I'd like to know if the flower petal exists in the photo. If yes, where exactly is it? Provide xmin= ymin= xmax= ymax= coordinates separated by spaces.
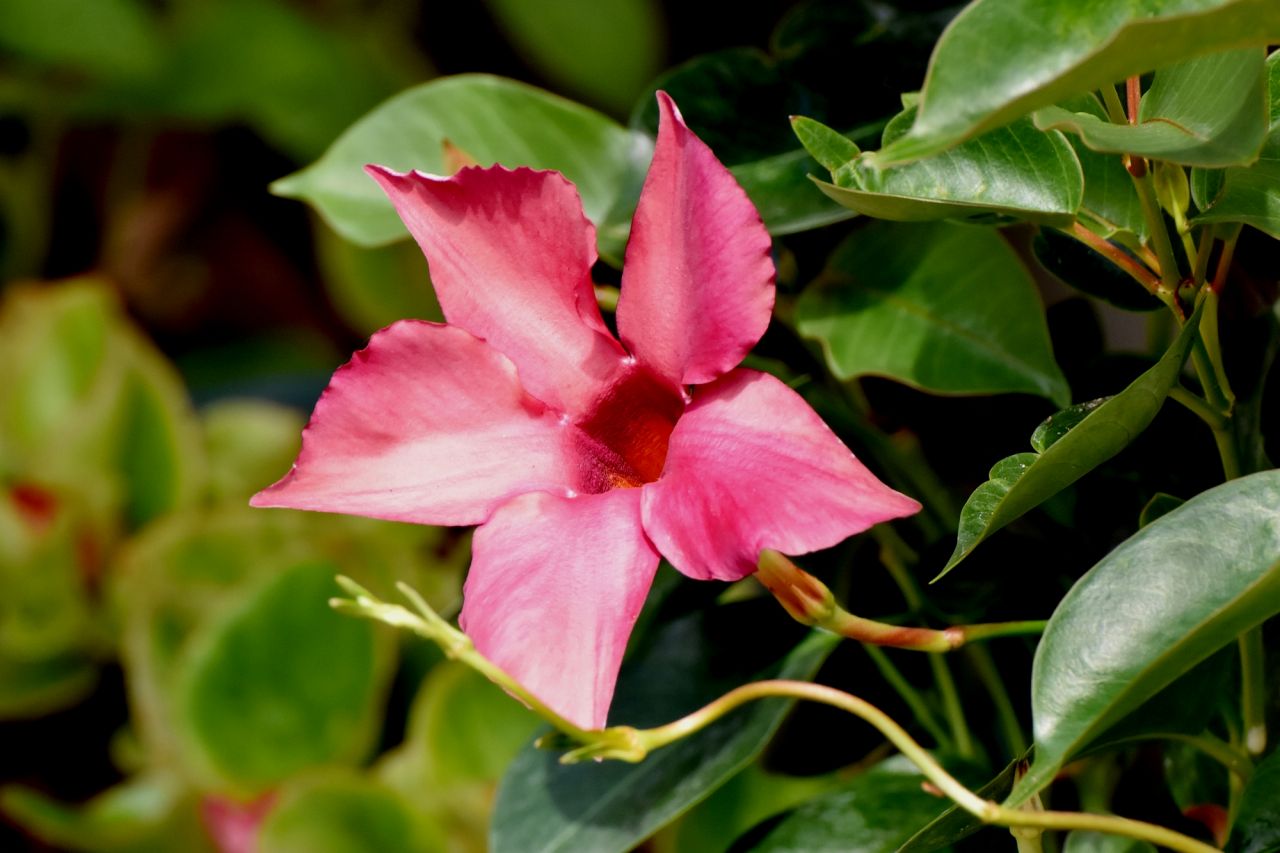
xmin=616 ymin=92 xmax=775 ymax=388
xmin=367 ymin=164 xmax=625 ymax=415
xmin=461 ymin=489 xmax=659 ymax=730
xmin=642 ymin=369 xmax=921 ymax=581
xmin=251 ymin=320 xmax=577 ymax=527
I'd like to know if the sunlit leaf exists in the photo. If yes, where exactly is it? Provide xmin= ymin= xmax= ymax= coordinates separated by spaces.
xmin=273 ymin=75 xmax=650 ymax=260
xmin=1192 ymin=50 xmax=1280 ymax=239
xmin=1033 ymin=49 xmax=1268 ymax=168
xmin=794 ymin=111 xmax=1083 ymax=225
xmin=876 ymin=0 xmax=1280 ymax=164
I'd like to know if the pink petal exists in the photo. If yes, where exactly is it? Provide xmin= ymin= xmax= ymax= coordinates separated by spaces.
xmin=642 ymin=369 xmax=921 ymax=581
xmin=616 ymin=92 xmax=776 ymax=389
xmin=251 ymin=320 xmax=578 ymax=527
xmin=367 ymin=164 xmax=625 ymax=416
xmin=460 ymin=489 xmax=659 ymax=730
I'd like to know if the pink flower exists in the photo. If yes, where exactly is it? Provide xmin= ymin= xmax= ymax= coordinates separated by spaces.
xmin=251 ymin=93 xmax=920 ymax=729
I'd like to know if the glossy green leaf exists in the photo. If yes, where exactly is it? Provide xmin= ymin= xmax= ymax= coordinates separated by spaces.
xmin=1227 ymin=748 xmax=1280 ymax=853
xmin=1064 ymin=831 xmax=1157 ymax=853
xmin=313 ymin=220 xmax=442 ymax=337
xmin=175 ymin=561 xmax=388 ymax=792
xmin=1010 ymin=470 xmax=1280 ymax=803
xmin=876 ymin=0 xmax=1280 ymax=164
xmin=748 ymin=755 xmax=972 ymax=852
xmin=273 ymin=75 xmax=650 ymax=258
xmin=484 ymin=0 xmax=663 ymax=115
xmin=490 ymin=606 xmax=838 ymax=853
xmin=1033 ymin=49 xmax=1268 ymax=168
xmin=795 ymin=111 xmax=1083 ymax=225
xmin=1192 ymin=51 xmax=1280 ymax=238
xmin=0 ymin=774 xmax=210 ymax=853
xmin=0 ymin=0 xmax=161 ymax=81
xmin=796 ymin=220 xmax=1070 ymax=404
xmin=258 ymin=773 xmax=439 ymax=853
xmin=941 ymin=307 xmax=1201 ymax=576
xmin=898 ymin=753 xmax=1027 ymax=853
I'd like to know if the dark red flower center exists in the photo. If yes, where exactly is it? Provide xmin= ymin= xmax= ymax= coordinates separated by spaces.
xmin=576 ymin=361 xmax=685 ymax=490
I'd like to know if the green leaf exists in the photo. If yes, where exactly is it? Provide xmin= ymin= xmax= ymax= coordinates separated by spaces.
xmin=1033 ymin=49 xmax=1269 ymax=168
xmin=795 ymin=111 xmax=1083 ymax=225
xmin=795 ymin=219 xmax=1069 ymax=404
xmin=1063 ymin=831 xmax=1157 ymax=853
xmin=387 ymin=661 xmax=541 ymax=787
xmin=1010 ymin=470 xmax=1280 ymax=803
xmin=258 ymin=772 xmax=440 ymax=853
xmin=0 ymin=774 xmax=210 ymax=853
xmin=483 ymin=0 xmax=663 ymax=116
xmin=115 ymin=508 xmax=408 ymax=786
xmin=273 ymin=75 xmax=650 ymax=259
xmin=489 ymin=606 xmax=838 ymax=853
xmin=1228 ymin=748 xmax=1280 ymax=853
xmin=941 ymin=306 xmax=1202 ymax=576
xmin=313 ymin=220 xmax=442 ymax=337
xmin=0 ymin=0 xmax=161 ymax=81
xmin=0 ymin=654 xmax=97 ymax=720
xmin=876 ymin=0 xmax=1280 ymax=164
xmin=674 ymin=764 xmax=836 ymax=853
xmin=1192 ymin=51 xmax=1280 ymax=239
xmin=898 ymin=753 xmax=1028 ymax=853
xmin=730 ymin=148 xmax=857 ymax=236
xmin=175 ymin=561 xmax=389 ymax=792
xmin=114 ymin=331 xmax=204 ymax=529
xmin=748 ymin=755 xmax=977 ymax=853
xmin=74 ymin=0 xmax=413 ymax=161
xmin=1138 ymin=492 xmax=1185 ymax=527
xmin=200 ymin=400 xmax=305 ymax=503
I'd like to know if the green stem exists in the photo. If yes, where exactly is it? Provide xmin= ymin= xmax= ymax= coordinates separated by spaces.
xmin=966 ymin=644 xmax=1030 ymax=757
xmin=862 ymin=644 xmax=953 ymax=749
xmin=1240 ymin=629 xmax=1267 ymax=756
xmin=638 ymin=681 xmax=1219 ymax=853
xmin=1132 ymin=170 xmax=1183 ymax=297
xmin=1099 ymin=84 xmax=1128 ymax=125
xmin=1191 ymin=228 xmax=1214 ymax=287
xmin=1106 ymin=732 xmax=1253 ymax=780
xmin=1167 ymin=385 xmax=1227 ymax=430
xmin=930 ymin=653 xmax=977 ymax=759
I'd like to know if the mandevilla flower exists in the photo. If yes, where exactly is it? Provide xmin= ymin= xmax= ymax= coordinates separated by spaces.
xmin=252 ymin=93 xmax=920 ymax=729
